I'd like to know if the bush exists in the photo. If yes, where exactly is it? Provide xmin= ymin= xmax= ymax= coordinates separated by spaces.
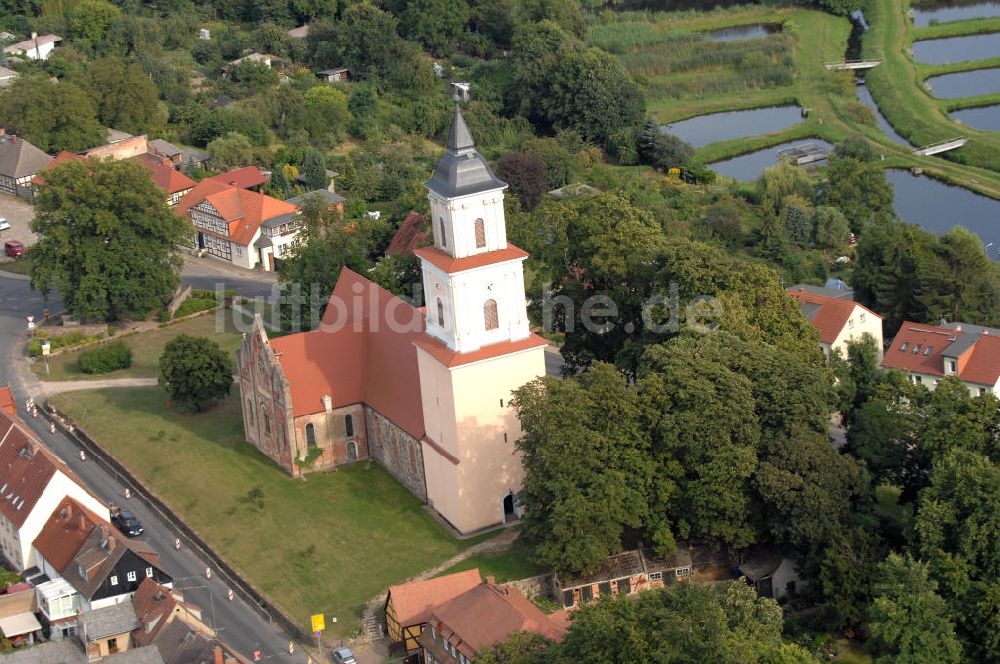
xmin=27 ymin=330 xmax=103 ymax=357
xmin=78 ymin=341 xmax=133 ymax=374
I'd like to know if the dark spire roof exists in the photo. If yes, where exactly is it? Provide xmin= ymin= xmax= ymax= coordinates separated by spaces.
xmin=447 ymin=105 xmax=475 ymax=152
xmin=425 ymin=106 xmax=506 ymax=198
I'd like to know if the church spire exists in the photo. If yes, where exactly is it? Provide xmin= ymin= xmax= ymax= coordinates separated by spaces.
xmin=447 ymin=105 xmax=475 ymax=152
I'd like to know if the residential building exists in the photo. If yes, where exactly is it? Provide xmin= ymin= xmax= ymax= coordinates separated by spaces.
xmin=131 ymin=580 xmax=250 ymax=664
xmin=385 ymin=569 xmax=482 ymax=657
xmin=237 ymin=107 xmax=548 ymax=534
xmin=80 ymin=602 xmax=140 ymax=659
xmin=737 ymin=546 xmax=799 ymax=600
xmin=142 ymin=162 xmax=196 ymax=207
xmin=32 ymin=497 xmax=172 ymax=629
xmin=147 ymin=140 xmax=182 ymax=167
xmin=3 ymin=33 xmax=61 ymax=60
xmin=225 ymin=53 xmax=273 ymax=72
xmin=207 ymin=166 xmax=267 ymax=191
xmin=385 ymin=211 xmax=429 ymax=256
xmin=0 ymin=66 xmax=18 ymax=88
xmin=881 ymin=321 xmax=1000 ymax=396
xmin=0 ymin=406 xmax=109 ymax=571
xmin=0 ymin=582 xmax=41 ymax=647
xmin=419 ymin=579 xmax=567 ymax=663
xmin=0 ymin=132 xmax=52 ymax=197
xmin=787 ymin=287 xmax=883 ymax=358
xmin=178 ymin=179 xmax=298 ymax=271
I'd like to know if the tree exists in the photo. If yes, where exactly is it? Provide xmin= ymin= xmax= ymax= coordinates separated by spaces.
xmin=835 ymin=134 xmax=877 ymax=162
xmin=700 ymin=198 xmax=745 ymax=248
xmin=65 ymin=0 xmax=122 ymax=46
xmin=338 ymin=3 xmax=400 ymax=83
xmin=302 ymin=149 xmax=328 ymax=191
xmin=821 ymin=156 xmax=894 ymax=229
xmin=867 ymin=553 xmax=963 ymax=663
xmin=30 ymin=159 xmax=188 ymax=321
xmin=158 ymin=335 xmax=233 ymax=411
xmin=756 ymin=160 xmax=813 ymax=216
xmin=303 ymin=85 xmax=350 ymax=146
xmin=541 ymin=46 xmax=645 ymax=143
xmin=513 ymin=0 xmax=585 ymax=37
xmin=496 ymin=152 xmax=548 ymax=211
xmin=399 ymin=0 xmax=471 ymax=56
xmin=511 ymin=364 xmax=654 ymax=575
xmin=77 ymin=57 xmax=165 ymax=134
xmin=207 ymin=132 xmax=254 ymax=171
xmin=0 ymin=75 xmax=103 ymax=152
xmin=780 ymin=194 xmax=813 ymax=246
xmin=637 ymin=121 xmax=693 ymax=170
xmin=230 ymin=59 xmax=280 ymax=94
xmin=813 ymin=206 xmax=851 ymax=251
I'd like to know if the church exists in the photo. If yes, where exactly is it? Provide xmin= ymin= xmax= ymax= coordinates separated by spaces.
xmin=236 ymin=108 xmax=548 ymax=534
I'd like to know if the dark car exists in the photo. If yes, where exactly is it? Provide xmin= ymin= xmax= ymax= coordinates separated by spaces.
xmin=4 ymin=240 xmax=25 ymax=258
xmin=111 ymin=509 xmax=144 ymax=537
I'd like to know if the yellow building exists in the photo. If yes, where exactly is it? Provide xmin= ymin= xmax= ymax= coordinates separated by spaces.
xmin=237 ymin=107 xmax=546 ymax=534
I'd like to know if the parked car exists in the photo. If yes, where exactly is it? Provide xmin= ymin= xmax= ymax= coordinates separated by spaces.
xmin=330 ymin=647 xmax=356 ymax=664
xmin=4 ymin=240 xmax=25 ymax=258
xmin=110 ymin=507 xmax=144 ymax=537
xmin=0 ymin=218 xmax=9 ymax=231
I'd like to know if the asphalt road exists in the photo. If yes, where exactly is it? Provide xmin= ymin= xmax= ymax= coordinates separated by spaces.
xmin=0 ymin=266 xmax=307 ymax=664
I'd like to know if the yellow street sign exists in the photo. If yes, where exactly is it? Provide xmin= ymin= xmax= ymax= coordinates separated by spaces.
xmin=311 ymin=613 xmax=325 ymax=633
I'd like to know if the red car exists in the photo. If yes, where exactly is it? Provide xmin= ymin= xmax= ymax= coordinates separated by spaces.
xmin=4 ymin=240 xmax=25 ymax=258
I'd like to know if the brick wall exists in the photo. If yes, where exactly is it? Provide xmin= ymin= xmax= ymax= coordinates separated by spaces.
xmin=366 ymin=408 xmax=427 ymax=501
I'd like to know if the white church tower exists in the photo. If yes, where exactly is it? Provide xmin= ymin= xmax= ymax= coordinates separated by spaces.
xmin=413 ymin=107 xmax=548 ymax=534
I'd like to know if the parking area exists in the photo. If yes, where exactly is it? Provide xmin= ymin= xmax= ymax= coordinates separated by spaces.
xmin=0 ymin=192 xmax=36 ymax=248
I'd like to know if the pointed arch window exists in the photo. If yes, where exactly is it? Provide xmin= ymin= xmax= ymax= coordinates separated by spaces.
xmin=474 ymin=218 xmax=486 ymax=248
xmin=305 ymin=423 xmax=316 ymax=449
xmin=484 ymin=299 xmax=499 ymax=331
xmin=345 ymin=414 xmax=354 ymax=438
xmin=437 ymin=299 xmax=445 ymax=327
xmin=439 ymin=218 xmax=447 ymax=248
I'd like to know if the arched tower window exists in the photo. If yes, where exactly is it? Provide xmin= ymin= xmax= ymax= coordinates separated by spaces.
xmin=345 ymin=414 xmax=354 ymax=438
xmin=474 ymin=218 xmax=486 ymax=248
xmin=437 ymin=299 xmax=445 ymax=327
xmin=305 ymin=423 xmax=316 ymax=449
xmin=484 ymin=299 xmax=499 ymax=331
xmin=439 ymin=218 xmax=447 ymax=248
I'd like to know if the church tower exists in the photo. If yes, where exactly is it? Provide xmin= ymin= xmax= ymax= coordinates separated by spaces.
xmin=413 ymin=107 xmax=548 ymax=534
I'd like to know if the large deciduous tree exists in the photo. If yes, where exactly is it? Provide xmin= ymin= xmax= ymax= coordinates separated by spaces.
xmin=30 ymin=159 xmax=189 ymax=321
xmin=399 ymin=0 xmax=471 ymax=56
xmin=0 ymin=75 xmax=103 ymax=152
xmin=158 ymin=335 xmax=233 ymax=411
xmin=79 ymin=57 xmax=165 ymax=134
xmin=338 ymin=2 xmax=400 ymax=83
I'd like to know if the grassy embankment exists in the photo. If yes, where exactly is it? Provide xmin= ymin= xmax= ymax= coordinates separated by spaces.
xmin=52 ymin=388 xmax=493 ymax=635
xmin=596 ymin=3 xmax=1000 ymax=198
xmin=31 ymin=308 xmax=252 ymax=381
xmin=864 ymin=0 xmax=1000 ymax=178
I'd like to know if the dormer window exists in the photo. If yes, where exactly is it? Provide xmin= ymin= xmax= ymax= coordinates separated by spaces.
xmin=912 ymin=344 xmax=921 ymax=354
xmin=900 ymin=342 xmax=909 ymax=351
xmin=78 ymin=563 xmax=87 ymax=581
xmin=924 ymin=346 xmax=933 ymax=356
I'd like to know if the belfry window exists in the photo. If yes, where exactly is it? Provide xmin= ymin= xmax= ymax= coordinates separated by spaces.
xmin=439 ymin=218 xmax=447 ymax=248
xmin=484 ymin=299 xmax=499 ymax=330
xmin=437 ymin=299 xmax=445 ymax=327
xmin=475 ymin=219 xmax=486 ymax=248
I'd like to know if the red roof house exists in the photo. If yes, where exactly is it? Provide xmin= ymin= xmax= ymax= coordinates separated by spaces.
xmin=787 ymin=288 xmax=883 ymax=358
xmin=207 ymin=166 xmax=267 ymax=190
xmin=385 ymin=569 xmax=482 ymax=656
xmin=881 ymin=321 xmax=1000 ymax=394
xmin=386 ymin=211 xmax=430 ymax=256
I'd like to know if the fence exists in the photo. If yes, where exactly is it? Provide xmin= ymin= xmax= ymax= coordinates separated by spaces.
xmin=42 ymin=403 xmax=310 ymax=641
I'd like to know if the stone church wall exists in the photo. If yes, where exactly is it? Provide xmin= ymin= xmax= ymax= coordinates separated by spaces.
xmin=366 ymin=408 xmax=427 ymax=501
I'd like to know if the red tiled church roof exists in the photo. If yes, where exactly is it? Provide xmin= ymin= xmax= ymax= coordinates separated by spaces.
xmin=269 ymin=269 xmax=427 ymax=440
xmin=414 ymin=244 xmax=529 ymax=274
xmin=386 ymin=211 xmax=430 ymax=256
xmin=787 ymin=289 xmax=879 ymax=344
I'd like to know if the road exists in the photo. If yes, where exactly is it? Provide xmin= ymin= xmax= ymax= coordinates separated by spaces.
xmin=0 ymin=262 xmax=308 ymax=664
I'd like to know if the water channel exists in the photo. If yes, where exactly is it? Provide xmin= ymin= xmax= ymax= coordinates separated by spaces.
xmin=951 ymin=104 xmax=1000 ymax=130
xmin=662 ymin=105 xmax=802 ymax=147
xmin=704 ymin=24 xmax=781 ymax=41
xmin=912 ymin=1 xmax=1000 ymax=27
xmin=912 ymin=32 xmax=1000 ymax=65
xmin=887 ymin=170 xmax=1000 ymax=252
xmin=925 ymin=67 xmax=1000 ymax=97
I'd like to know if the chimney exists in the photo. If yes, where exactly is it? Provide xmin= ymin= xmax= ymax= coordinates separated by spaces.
xmin=30 ymin=32 xmax=37 ymax=40
xmin=321 ymin=395 xmax=332 ymax=413
xmin=214 ymin=645 xmax=224 ymax=664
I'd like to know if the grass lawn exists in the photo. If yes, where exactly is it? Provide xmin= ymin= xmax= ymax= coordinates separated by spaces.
xmin=0 ymin=258 xmax=31 ymax=275
xmin=436 ymin=538 xmax=547 ymax=583
xmin=33 ymin=310 xmax=245 ymax=382
xmin=51 ymin=388 xmax=486 ymax=635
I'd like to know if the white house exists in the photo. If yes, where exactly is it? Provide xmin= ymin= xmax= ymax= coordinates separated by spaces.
xmin=881 ymin=321 xmax=1000 ymax=397
xmin=787 ymin=287 xmax=883 ymax=359
xmin=0 ymin=398 xmax=109 ymax=572
xmin=3 ymin=33 xmax=61 ymax=60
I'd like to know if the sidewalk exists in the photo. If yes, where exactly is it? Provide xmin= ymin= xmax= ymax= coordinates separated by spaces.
xmin=40 ymin=377 xmax=158 ymax=394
